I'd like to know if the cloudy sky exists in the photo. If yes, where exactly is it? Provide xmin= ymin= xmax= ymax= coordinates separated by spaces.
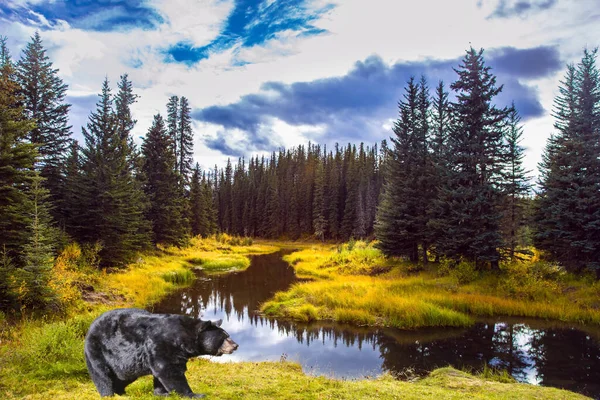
xmin=1 ymin=0 xmax=598 ymax=176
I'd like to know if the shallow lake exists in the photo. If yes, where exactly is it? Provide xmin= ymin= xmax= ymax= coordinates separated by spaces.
xmin=149 ymin=250 xmax=600 ymax=399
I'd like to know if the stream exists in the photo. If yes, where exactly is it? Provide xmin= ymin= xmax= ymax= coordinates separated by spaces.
xmin=148 ymin=250 xmax=600 ymax=399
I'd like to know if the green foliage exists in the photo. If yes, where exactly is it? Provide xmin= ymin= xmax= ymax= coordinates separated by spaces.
xmin=0 ymin=43 xmax=37 ymax=264
xmin=15 ymin=32 xmax=71 ymax=219
xmin=73 ymin=77 xmax=150 ymax=267
xmin=4 ymin=312 xmax=97 ymax=379
xmin=15 ymin=175 xmax=59 ymax=311
xmin=160 ymin=269 xmax=194 ymax=285
xmin=535 ymin=48 xmax=600 ymax=272
xmin=141 ymin=114 xmax=188 ymax=246
xmin=375 ymin=76 xmax=435 ymax=263
xmin=438 ymin=259 xmax=479 ymax=284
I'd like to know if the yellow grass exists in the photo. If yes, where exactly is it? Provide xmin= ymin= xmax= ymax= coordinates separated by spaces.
xmin=262 ymin=241 xmax=600 ymax=328
xmin=0 ymin=238 xmax=594 ymax=400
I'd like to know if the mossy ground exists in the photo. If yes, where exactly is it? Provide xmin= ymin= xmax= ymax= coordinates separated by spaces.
xmin=0 ymin=238 xmax=595 ymax=399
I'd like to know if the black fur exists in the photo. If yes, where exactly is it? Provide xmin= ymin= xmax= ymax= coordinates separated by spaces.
xmin=84 ymin=308 xmax=238 ymax=398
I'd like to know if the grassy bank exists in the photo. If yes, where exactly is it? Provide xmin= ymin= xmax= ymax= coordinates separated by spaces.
xmin=0 ymin=238 xmax=594 ymax=399
xmin=261 ymin=241 xmax=600 ymax=329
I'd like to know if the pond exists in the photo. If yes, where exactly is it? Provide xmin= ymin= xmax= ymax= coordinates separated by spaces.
xmin=149 ymin=250 xmax=600 ymax=399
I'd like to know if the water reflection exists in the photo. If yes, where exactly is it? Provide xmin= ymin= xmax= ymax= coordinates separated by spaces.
xmin=149 ymin=250 xmax=600 ymax=399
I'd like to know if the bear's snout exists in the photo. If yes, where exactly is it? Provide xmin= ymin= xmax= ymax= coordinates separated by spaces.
xmin=218 ymin=337 xmax=239 ymax=355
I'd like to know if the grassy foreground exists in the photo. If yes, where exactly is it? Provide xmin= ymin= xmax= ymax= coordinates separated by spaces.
xmin=0 ymin=237 xmax=593 ymax=399
xmin=261 ymin=241 xmax=600 ymax=329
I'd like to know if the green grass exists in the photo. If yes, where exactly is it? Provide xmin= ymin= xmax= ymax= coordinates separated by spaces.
xmin=0 ymin=354 xmax=589 ymax=400
xmin=0 ymin=238 xmax=595 ymax=400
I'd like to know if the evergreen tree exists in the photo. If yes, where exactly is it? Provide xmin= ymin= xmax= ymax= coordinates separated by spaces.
xmin=202 ymin=172 xmax=218 ymax=236
xmin=502 ymin=105 xmax=531 ymax=260
xmin=427 ymin=81 xmax=452 ymax=260
xmin=536 ymin=49 xmax=600 ymax=272
xmin=0 ymin=41 xmax=37 ymax=262
xmin=375 ymin=77 xmax=433 ymax=262
xmin=77 ymin=78 xmax=149 ymax=267
xmin=15 ymin=32 xmax=71 ymax=215
xmin=141 ymin=114 xmax=188 ymax=245
xmin=189 ymin=164 xmax=207 ymax=237
xmin=313 ymin=160 xmax=326 ymax=241
xmin=61 ymin=140 xmax=82 ymax=233
xmin=434 ymin=48 xmax=510 ymax=268
xmin=166 ymin=95 xmax=179 ymax=170
xmin=178 ymin=96 xmax=194 ymax=184
xmin=15 ymin=175 xmax=57 ymax=310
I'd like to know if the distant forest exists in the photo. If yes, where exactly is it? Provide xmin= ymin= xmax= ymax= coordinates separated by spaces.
xmin=1 ymin=32 xmax=599 ymax=311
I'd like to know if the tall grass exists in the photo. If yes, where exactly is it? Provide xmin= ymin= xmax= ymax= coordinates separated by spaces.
xmin=263 ymin=241 xmax=600 ymax=328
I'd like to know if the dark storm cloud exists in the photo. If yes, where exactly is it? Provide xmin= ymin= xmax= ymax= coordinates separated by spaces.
xmin=486 ymin=0 xmax=557 ymax=19
xmin=487 ymin=46 xmax=562 ymax=79
xmin=194 ymin=46 xmax=563 ymax=156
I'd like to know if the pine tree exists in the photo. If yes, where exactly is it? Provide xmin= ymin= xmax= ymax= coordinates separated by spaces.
xmin=189 ymin=164 xmax=207 ymax=237
xmin=313 ymin=160 xmax=326 ymax=241
xmin=427 ymin=81 xmax=452 ymax=260
xmin=141 ymin=114 xmax=187 ymax=245
xmin=61 ymin=140 xmax=81 ymax=234
xmin=166 ymin=96 xmax=179 ymax=171
xmin=0 ymin=40 xmax=37 ymax=263
xmin=375 ymin=77 xmax=433 ymax=262
xmin=434 ymin=48 xmax=510 ymax=268
xmin=178 ymin=96 xmax=194 ymax=184
xmin=502 ymin=105 xmax=531 ymax=260
xmin=15 ymin=32 xmax=71 ymax=216
xmin=202 ymin=172 xmax=218 ymax=236
xmin=535 ymin=49 xmax=600 ymax=272
xmin=15 ymin=174 xmax=57 ymax=310
xmin=77 ymin=78 xmax=149 ymax=267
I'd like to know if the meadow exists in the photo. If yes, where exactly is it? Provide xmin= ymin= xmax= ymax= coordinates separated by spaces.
xmin=261 ymin=241 xmax=600 ymax=329
xmin=0 ymin=237 xmax=596 ymax=399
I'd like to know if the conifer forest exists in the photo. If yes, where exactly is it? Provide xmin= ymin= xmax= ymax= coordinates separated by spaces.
xmin=1 ymin=32 xmax=600 ymax=315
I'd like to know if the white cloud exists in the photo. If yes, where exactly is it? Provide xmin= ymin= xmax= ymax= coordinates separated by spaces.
xmin=2 ymin=0 xmax=599 ymax=176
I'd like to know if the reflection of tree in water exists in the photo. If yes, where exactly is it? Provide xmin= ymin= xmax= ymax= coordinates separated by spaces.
xmin=528 ymin=327 xmax=600 ymax=398
xmin=152 ymin=250 xmax=300 ymax=320
xmin=150 ymin=251 xmax=600 ymax=398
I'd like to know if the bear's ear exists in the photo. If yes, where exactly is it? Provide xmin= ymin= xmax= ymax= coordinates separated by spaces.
xmin=213 ymin=319 xmax=223 ymax=327
xmin=197 ymin=321 xmax=212 ymax=332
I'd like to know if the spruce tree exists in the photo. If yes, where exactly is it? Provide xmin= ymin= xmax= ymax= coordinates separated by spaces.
xmin=202 ymin=172 xmax=218 ymax=236
xmin=15 ymin=32 xmax=71 ymax=215
xmin=434 ymin=48 xmax=510 ymax=268
xmin=178 ymin=96 xmax=194 ymax=184
xmin=536 ymin=49 xmax=600 ymax=272
xmin=189 ymin=163 xmax=207 ymax=237
xmin=78 ymin=78 xmax=149 ymax=267
xmin=16 ymin=174 xmax=57 ymax=310
xmin=166 ymin=96 xmax=179 ymax=171
xmin=313 ymin=160 xmax=327 ymax=241
xmin=0 ymin=41 xmax=37 ymax=262
xmin=141 ymin=114 xmax=187 ymax=245
xmin=375 ymin=77 xmax=433 ymax=262
xmin=502 ymin=105 xmax=531 ymax=260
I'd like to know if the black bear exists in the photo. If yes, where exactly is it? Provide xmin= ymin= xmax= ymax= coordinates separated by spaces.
xmin=84 ymin=308 xmax=238 ymax=398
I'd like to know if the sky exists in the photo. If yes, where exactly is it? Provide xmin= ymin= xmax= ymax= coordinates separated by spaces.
xmin=1 ymin=0 xmax=599 ymax=179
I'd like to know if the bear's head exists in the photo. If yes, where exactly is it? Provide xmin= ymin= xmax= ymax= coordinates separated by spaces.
xmin=196 ymin=319 xmax=238 ymax=356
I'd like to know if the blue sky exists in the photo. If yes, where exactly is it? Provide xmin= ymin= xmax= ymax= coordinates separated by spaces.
xmin=1 ymin=0 xmax=599 ymax=174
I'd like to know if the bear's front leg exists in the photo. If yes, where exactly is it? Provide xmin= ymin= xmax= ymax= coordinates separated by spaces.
xmin=152 ymin=363 xmax=205 ymax=398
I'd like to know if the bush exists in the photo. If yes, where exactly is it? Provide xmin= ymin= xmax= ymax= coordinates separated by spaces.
xmin=438 ymin=259 xmax=478 ymax=284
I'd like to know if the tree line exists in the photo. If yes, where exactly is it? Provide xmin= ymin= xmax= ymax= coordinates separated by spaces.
xmin=0 ymin=32 xmax=598 ymax=312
